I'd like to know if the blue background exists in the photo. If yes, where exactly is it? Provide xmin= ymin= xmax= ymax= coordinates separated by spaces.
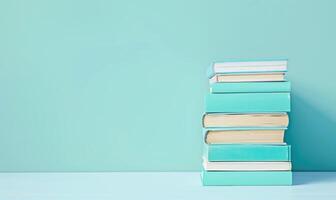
xmin=1 ymin=0 xmax=335 ymax=171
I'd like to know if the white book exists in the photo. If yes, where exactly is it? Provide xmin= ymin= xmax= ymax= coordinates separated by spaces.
xmin=203 ymin=159 xmax=292 ymax=171
xmin=214 ymin=60 xmax=287 ymax=67
xmin=209 ymin=60 xmax=287 ymax=75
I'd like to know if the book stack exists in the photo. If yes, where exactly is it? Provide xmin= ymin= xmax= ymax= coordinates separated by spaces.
xmin=201 ymin=59 xmax=292 ymax=186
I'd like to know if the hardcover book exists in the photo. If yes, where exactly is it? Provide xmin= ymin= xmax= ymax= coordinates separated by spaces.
xmin=209 ymin=72 xmax=285 ymax=83
xmin=210 ymin=81 xmax=291 ymax=93
xmin=205 ymin=93 xmax=291 ymax=113
xmin=202 ymin=171 xmax=292 ymax=186
xmin=203 ymin=159 xmax=292 ymax=171
xmin=204 ymin=129 xmax=285 ymax=144
xmin=207 ymin=59 xmax=287 ymax=78
xmin=203 ymin=113 xmax=289 ymax=128
xmin=204 ymin=144 xmax=291 ymax=161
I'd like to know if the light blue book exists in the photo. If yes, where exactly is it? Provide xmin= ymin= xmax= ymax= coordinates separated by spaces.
xmin=202 ymin=170 xmax=292 ymax=186
xmin=207 ymin=58 xmax=288 ymax=78
xmin=210 ymin=81 xmax=291 ymax=93
xmin=205 ymin=144 xmax=291 ymax=161
xmin=205 ymin=93 xmax=290 ymax=113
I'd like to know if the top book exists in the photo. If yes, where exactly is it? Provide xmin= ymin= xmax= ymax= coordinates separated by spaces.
xmin=207 ymin=59 xmax=288 ymax=78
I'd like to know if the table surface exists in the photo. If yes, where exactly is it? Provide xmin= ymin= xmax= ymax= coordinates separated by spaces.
xmin=1 ymin=172 xmax=335 ymax=200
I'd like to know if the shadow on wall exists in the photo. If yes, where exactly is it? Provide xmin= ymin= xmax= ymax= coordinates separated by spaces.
xmin=287 ymin=93 xmax=336 ymax=171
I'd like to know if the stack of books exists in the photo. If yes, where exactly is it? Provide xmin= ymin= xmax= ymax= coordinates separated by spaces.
xmin=202 ymin=59 xmax=292 ymax=186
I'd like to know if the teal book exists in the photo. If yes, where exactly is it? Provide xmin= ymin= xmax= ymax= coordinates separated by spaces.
xmin=210 ymin=81 xmax=291 ymax=93
xmin=202 ymin=170 xmax=292 ymax=186
xmin=205 ymin=93 xmax=290 ymax=113
xmin=205 ymin=144 xmax=291 ymax=161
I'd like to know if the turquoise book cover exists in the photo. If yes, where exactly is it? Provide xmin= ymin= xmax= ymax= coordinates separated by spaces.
xmin=205 ymin=144 xmax=291 ymax=161
xmin=210 ymin=81 xmax=291 ymax=93
xmin=205 ymin=93 xmax=290 ymax=113
xmin=202 ymin=171 xmax=292 ymax=186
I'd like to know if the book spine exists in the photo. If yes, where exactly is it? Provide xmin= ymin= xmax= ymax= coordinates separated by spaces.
xmin=202 ymin=171 xmax=292 ymax=186
xmin=205 ymin=93 xmax=291 ymax=113
xmin=210 ymin=81 xmax=291 ymax=93
xmin=206 ymin=144 xmax=291 ymax=161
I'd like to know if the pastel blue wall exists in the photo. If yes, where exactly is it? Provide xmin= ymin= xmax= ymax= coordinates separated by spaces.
xmin=1 ymin=0 xmax=335 ymax=171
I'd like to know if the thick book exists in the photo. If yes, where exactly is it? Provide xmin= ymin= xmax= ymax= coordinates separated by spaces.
xmin=203 ymin=129 xmax=285 ymax=144
xmin=204 ymin=144 xmax=291 ymax=161
xmin=203 ymin=159 xmax=292 ymax=171
xmin=209 ymin=72 xmax=285 ymax=83
xmin=205 ymin=93 xmax=290 ymax=113
xmin=203 ymin=113 xmax=289 ymax=128
xmin=210 ymin=81 xmax=291 ymax=93
xmin=207 ymin=59 xmax=287 ymax=78
xmin=202 ymin=171 xmax=292 ymax=186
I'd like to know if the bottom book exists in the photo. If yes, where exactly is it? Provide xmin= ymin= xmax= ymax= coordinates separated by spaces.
xmin=202 ymin=170 xmax=292 ymax=186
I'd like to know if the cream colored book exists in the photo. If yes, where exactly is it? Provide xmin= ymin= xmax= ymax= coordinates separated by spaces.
xmin=204 ymin=129 xmax=285 ymax=144
xmin=209 ymin=73 xmax=285 ymax=83
xmin=203 ymin=159 xmax=292 ymax=171
xmin=203 ymin=113 xmax=289 ymax=128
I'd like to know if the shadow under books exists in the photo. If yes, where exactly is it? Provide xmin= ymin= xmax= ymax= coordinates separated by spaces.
xmin=294 ymin=172 xmax=336 ymax=185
